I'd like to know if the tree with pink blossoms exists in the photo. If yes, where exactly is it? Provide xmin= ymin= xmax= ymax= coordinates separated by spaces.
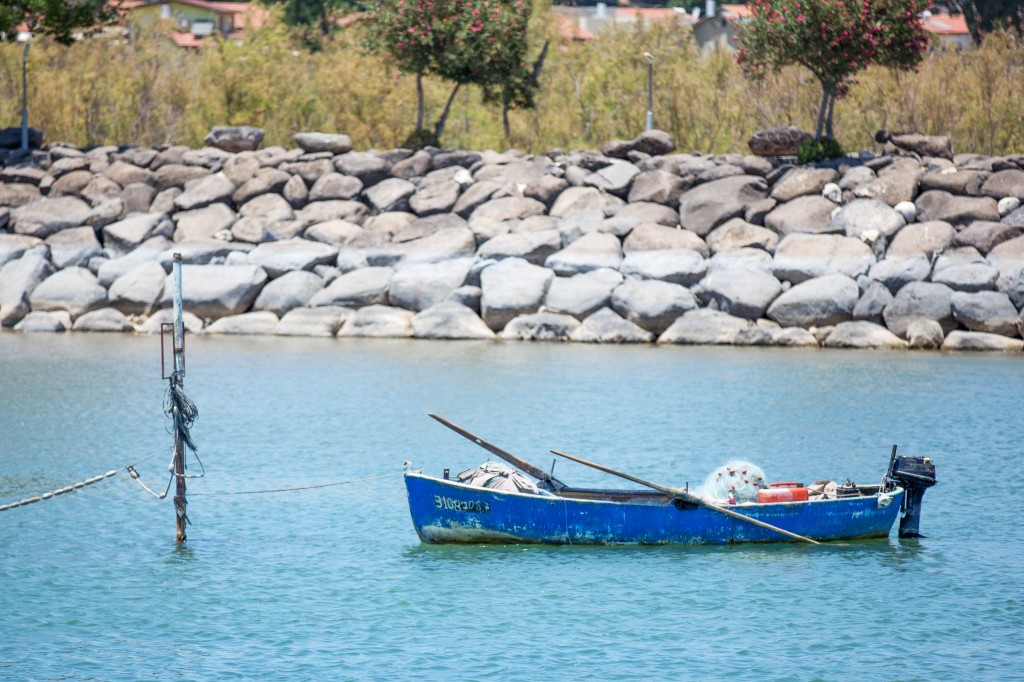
xmin=363 ymin=0 xmax=538 ymax=146
xmin=737 ymin=0 xmax=931 ymax=143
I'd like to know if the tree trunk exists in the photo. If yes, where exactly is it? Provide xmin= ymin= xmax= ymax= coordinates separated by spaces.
xmin=502 ymin=102 xmax=511 ymax=141
xmin=434 ymin=83 xmax=461 ymax=141
xmin=825 ymin=95 xmax=836 ymax=140
xmin=416 ymin=72 xmax=424 ymax=132
xmin=813 ymin=86 xmax=829 ymax=141
xmin=532 ymin=40 xmax=550 ymax=81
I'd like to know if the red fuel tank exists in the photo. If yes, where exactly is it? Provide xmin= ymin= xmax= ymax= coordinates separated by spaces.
xmin=758 ymin=487 xmax=809 ymax=503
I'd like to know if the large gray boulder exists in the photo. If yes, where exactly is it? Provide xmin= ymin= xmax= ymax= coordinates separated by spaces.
xmin=544 ymin=268 xmax=624 ymax=319
xmin=205 ymin=311 xmax=280 ymax=335
xmin=45 ymin=227 xmax=102 ymax=269
xmin=479 ymin=257 xmax=554 ymax=331
xmin=49 ymin=169 xmax=93 ymax=197
xmin=477 ymin=229 xmax=561 ymax=265
xmin=28 ymin=267 xmax=108 ymax=319
xmin=906 ymin=319 xmax=945 ymax=350
xmin=914 ymin=190 xmax=999 ymax=225
xmin=677 ymin=175 xmax=768 ymax=236
xmin=569 ymin=307 xmax=654 ymax=343
xmin=550 ymin=186 xmax=619 ymax=217
xmin=304 ymin=219 xmax=365 ymax=247
xmin=620 ymin=248 xmax=707 ymax=285
xmin=0 ymin=250 xmax=53 ymax=326
xmin=294 ymin=200 xmax=368 ymax=230
xmin=71 ymin=307 xmax=133 ymax=332
xmin=763 ymin=195 xmax=838 ymax=235
xmin=364 ymin=178 xmax=416 ymax=213
xmin=622 ymin=223 xmax=708 ymax=256
xmin=233 ymin=168 xmax=290 ymax=205
xmin=950 ymin=291 xmax=1020 ymax=337
xmin=627 ymin=170 xmax=688 ymax=207
xmin=307 ymin=172 xmax=363 ymax=202
xmin=173 ymin=174 xmax=235 ymax=212
xmin=0 ymin=234 xmax=43 ymax=269
xmin=695 ymin=268 xmax=782 ymax=320
xmin=388 ymin=258 xmax=473 ymax=311
xmin=823 ymin=321 xmax=907 ymax=349
xmin=157 ymin=239 xmax=252 ymax=267
xmin=887 ymin=221 xmax=955 ymax=257
xmin=411 ymin=301 xmax=495 ymax=340
xmin=452 ymin=180 xmax=503 ymax=217
xmin=247 ymin=238 xmax=338 ymax=278
xmin=955 ymin=221 xmax=1023 ymax=254
xmin=334 ymin=152 xmax=392 ymax=187
xmin=14 ymin=310 xmax=71 ymax=333
xmin=706 ymin=218 xmax=778 ymax=254
xmin=338 ymin=304 xmax=414 ymax=338
xmin=610 ymin=279 xmax=696 ymax=334
xmin=0 ymin=183 xmax=42 ymax=208
xmin=252 ymin=270 xmax=324 ymax=316
xmin=918 ymin=169 xmax=989 ymax=196
xmin=941 ymin=330 xmax=1023 ymax=352
xmin=173 ymin=203 xmax=236 ymax=242
xmin=657 ymin=309 xmax=750 ymax=345
xmin=108 ymin=261 xmax=167 ymax=315
xmin=853 ymin=281 xmax=894 ymax=324
xmin=766 ymin=274 xmax=859 ymax=328
xmin=708 ymin=247 xmax=774 ymax=274
xmin=120 ymin=182 xmax=157 ymax=215
xmin=614 ymin=202 xmax=680 ymax=228
xmin=104 ymin=161 xmax=153 ymax=187
xmin=294 ymin=132 xmax=352 ymax=155
xmin=134 ymin=308 xmax=205 ymax=335
xmin=398 ymin=226 xmax=477 ymax=265
xmin=987 ymin=235 xmax=1024 ymax=286
xmin=500 ymin=312 xmax=581 ymax=341
xmin=276 ymin=306 xmax=352 ymax=337
xmin=770 ymin=167 xmax=838 ymax=202
xmin=309 ymin=266 xmax=394 ymax=308
xmin=469 ymin=196 xmax=547 ymax=227
xmin=96 ymin=236 xmax=172 ymax=286
xmin=204 ymin=126 xmax=263 ymax=153
xmin=931 ymin=260 xmax=999 ymax=292
xmin=154 ymin=164 xmax=211 ymax=191
xmin=980 ymin=169 xmax=1024 ymax=199
xmin=882 ymin=281 xmax=956 ymax=337
xmin=583 ymin=160 xmax=641 ymax=197
xmin=773 ymin=233 xmax=876 ymax=284
xmin=104 ymin=212 xmax=173 ymax=256
xmin=867 ymin=256 xmax=931 ymax=293
xmin=545 ymin=232 xmax=622 ymax=276
xmin=409 ymin=180 xmax=461 ymax=217
xmin=11 ymin=197 xmax=92 ymax=238
xmin=853 ymin=158 xmax=922 ymax=206
xmin=159 ymin=264 xmax=269 ymax=320
xmin=238 ymin=192 xmax=295 ymax=221
xmin=829 ymin=199 xmax=906 ymax=239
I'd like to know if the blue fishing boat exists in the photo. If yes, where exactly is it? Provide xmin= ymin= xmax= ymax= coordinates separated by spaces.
xmin=404 ymin=415 xmax=937 ymax=546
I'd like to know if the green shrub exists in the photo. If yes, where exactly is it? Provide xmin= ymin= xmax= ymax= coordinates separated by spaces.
xmin=797 ymin=137 xmax=845 ymax=164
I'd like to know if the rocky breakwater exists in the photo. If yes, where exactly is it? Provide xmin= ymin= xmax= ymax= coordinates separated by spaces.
xmin=1 ymin=127 xmax=1024 ymax=351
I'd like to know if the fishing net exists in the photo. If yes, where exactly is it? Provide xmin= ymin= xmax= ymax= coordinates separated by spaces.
xmin=457 ymin=462 xmax=542 ymax=495
xmin=699 ymin=461 xmax=768 ymax=503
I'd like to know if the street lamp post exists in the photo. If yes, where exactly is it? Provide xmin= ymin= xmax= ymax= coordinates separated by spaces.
xmin=643 ymin=52 xmax=654 ymax=132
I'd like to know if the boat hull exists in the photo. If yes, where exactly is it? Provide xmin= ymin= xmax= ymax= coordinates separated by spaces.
xmin=405 ymin=473 xmax=905 ymax=545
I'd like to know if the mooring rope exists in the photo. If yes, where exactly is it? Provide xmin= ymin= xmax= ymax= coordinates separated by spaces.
xmin=190 ymin=471 xmax=406 ymax=496
xmin=0 ymin=446 xmax=175 ymax=513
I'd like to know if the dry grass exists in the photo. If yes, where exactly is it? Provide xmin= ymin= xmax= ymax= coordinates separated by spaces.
xmin=1 ymin=7 xmax=1021 ymax=156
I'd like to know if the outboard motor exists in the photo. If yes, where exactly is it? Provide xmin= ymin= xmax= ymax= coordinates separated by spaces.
xmin=887 ymin=453 xmax=937 ymax=538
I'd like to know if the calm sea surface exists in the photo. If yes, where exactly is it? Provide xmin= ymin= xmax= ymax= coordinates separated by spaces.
xmin=1 ymin=334 xmax=1021 ymax=681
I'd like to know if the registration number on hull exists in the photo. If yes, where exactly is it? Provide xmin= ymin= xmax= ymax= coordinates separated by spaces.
xmin=434 ymin=495 xmax=491 ymax=513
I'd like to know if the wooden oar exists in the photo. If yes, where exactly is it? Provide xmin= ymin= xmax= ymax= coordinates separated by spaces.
xmin=550 ymin=449 xmax=820 ymax=545
xmin=428 ymin=414 xmax=567 ymax=491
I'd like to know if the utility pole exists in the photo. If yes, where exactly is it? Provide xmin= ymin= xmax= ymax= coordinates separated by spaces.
xmin=643 ymin=52 xmax=654 ymax=132
xmin=171 ymin=253 xmax=187 ymax=543
xmin=20 ymin=40 xmax=30 ymax=153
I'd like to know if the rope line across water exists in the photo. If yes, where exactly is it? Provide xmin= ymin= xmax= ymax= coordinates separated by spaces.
xmin=190 ymin=471 xmax=406 ymax=496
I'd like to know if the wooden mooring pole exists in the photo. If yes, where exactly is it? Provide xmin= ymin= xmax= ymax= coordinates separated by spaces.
xmin=171 ymin=253 xmax=187 ymax=543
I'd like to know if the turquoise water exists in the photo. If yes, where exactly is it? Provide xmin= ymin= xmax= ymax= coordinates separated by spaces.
xmin=1 ymin=334 xmax=1021 ymax=681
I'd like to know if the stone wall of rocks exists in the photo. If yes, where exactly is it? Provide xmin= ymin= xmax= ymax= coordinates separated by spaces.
xmin=2 ymin=128 xmax=1024 ymax=351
